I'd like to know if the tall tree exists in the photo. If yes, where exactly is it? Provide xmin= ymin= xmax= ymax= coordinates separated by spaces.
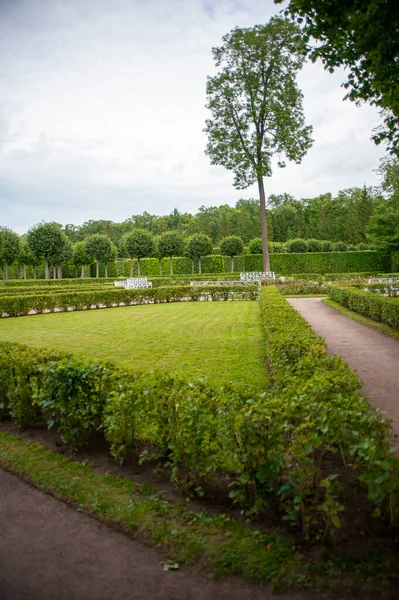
xmin=204 ymin=17 xmax=313 ymax=271
xmin=122 ymin=229 xmax=154 ymax=277
xmin=158 ymin=231 xmax=185 ymax=275
xmin=27 ymin=222 xmax=65 ymax=280
xmin=276 ymin=0 xmax=399 ymax=153
xmin=0 ymin=227 xmax=20 ymax=281
xmin=84 ymin=234 xmax=112 ymax=278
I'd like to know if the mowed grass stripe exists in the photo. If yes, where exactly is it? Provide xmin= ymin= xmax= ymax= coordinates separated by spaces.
xmin=0 ymin=301 xmax=267 ymax=387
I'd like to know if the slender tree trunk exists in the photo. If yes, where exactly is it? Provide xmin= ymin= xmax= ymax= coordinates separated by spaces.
xmin=169 ymin=256 xmax=173 ymax=276
xmin=105 ymin=263 xmax=108 ymax=278
xmin=19 ymin=267 xmax=22 ymax=280
xmin=81 ymin=264 xmax=85 ymax=278
xmin=23 ymin=264 xmax=27 ymax=279
xmin=191 ymin=259 xmax=194 ymax=274
xmin=231 ymin=256 xmax=234 ymax=272
xmin=258 ymin=177 xmax=270 ymax=272
xmin=5 ymin=262 xmax=8 ymax=281
xmin=159 ymin=259 xmax=162 ymax=276
xmin=58 ymin=264 xmax=62 ymax=279
xmin=198 ymin=258 xmax=202 ymax=274
xmin=130 ymin=257 xmax=133 ymax=278
xmin=53 ymin=266 xmax=56 ymax=279
xmin=137 ymin=258 xmax=141 ymax=276
xmin=45 ymin=259 xmax=50 ymax=280
xmin=96 ymin=260 xmax=99 ymax=278
xmin=33 ymin=268 xmax=37 ymax=279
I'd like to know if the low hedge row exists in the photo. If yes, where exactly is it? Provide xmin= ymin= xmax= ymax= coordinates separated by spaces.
xmin=327 ymin=285 xmax=399 ymax=331
xmin=0 ymin=285 xmax=259 ymax=317
xmin=1 ymin=288 xmax=398 ymax=540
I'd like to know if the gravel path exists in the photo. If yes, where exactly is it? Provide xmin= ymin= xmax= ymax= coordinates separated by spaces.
xmin=0 ymin=470 xmax=313 ymax=600
xmin=288 ymin=298 xmax=399 ymax=444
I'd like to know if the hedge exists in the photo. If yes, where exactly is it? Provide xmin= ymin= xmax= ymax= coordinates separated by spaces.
xmin=0 ymin=285 xmax=259 ymax=318
xmin=327 ymin=285 xmax=399 ymax=331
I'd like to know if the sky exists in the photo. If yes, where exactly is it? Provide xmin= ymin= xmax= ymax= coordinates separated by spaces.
xmin=0 ymin=0 xmax=386 ymax=234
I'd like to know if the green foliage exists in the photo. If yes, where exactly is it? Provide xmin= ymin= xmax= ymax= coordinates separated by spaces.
xmin=84 ymin=234 xmax=112 ymax=278
xmin=220 ymin=235 xmax=244 ymax=270
xmin=332 ymin=241 xmax=348 ymax=251
xmin=248 ymin=237 xmax=263 ymax=254
xmin=321 ymin=240 xmax=333 ymax=252
xmin=157 ymin=231 xmax=185 ymax=275
xmin=27 ymin=222 xmax=66 ymax=279
xmin=327 ymin=285 xmax=399 ymax=331
xmin=307 ymin=238 xmax=323 ymax=252
xmin=277 ymin=0 xmax=399 ymax=153
xmin=0 ymin=227 xmax=21 ymax=281
xmin=286 ymin=238 xmax=307 ymax=253
xmin=269 ymin=251 xmax=384 ymax=275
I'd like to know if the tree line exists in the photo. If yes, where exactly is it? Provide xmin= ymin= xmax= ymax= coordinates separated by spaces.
xmin=1 ymin=159 xmax=399 ymax=281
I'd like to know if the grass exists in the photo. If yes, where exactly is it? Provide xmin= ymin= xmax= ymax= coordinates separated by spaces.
xmin=323 ymin=298 xmax=399 ymax=341
xmin=0 ymin=301 xmax=267 ymax=388
xmin=1 ymin=430 xmax=398 ymax=594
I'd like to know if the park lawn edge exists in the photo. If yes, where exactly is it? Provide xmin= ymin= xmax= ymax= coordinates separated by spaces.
xmin=1 ymin=431 xmax=398 ymax=595
xmin=323 ymin=298 xmax=399 ymax=341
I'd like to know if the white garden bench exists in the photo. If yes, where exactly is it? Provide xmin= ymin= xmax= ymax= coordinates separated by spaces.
xmin=240 ymin=271 xmax=276 ymax=281
xmin=114 ymin=278 xmax=153 ymax=289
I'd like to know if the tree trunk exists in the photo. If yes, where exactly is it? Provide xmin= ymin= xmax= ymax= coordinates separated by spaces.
xmin=96 ymin=260 xmax=99 ymax=278
xmin=130 ymin=257 xmax=133 ymax=278
xmin=23 ymin=264 xmax=27 ymax=279
xmin=231 ymin=256 xmax=234 ymax=272
xmin=58 ymin=264 xmax=62 ymax=279
xmin=169 ymin=256 xmax=173 ymax=276
xmin=105 ymin=263 xmax=108 ymax=278
xmin=191 ymin=260 xmax=194 ymax=274
xmin=45 ymin=259 xmax=49 ymax=280
xmin=81 ymin=264 xmax=85 ymax=278
xmin=159 ymin=259 xmax=162 ymax=276
xmin=137 ymin=258 xmax=141 ymax=276
xmin=33 ymin=268 xmax=37 ymax=279
xmin=5 ymin=262 xmax=8 ymax=281
xmin=53 ymin=266 xmax=56 ymax=279
xmin=258 ymin=177 xmax=270 ymax=271
xmin=198 ymin=258 xmax=202 ymax=274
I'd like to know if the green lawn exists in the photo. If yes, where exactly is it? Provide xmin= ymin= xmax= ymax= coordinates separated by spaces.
xmin=0 ymin=302 xmax=267 ymax=388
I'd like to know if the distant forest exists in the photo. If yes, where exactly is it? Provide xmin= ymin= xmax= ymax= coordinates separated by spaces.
xmin=63 ymin=186 xmax=382 ymax=255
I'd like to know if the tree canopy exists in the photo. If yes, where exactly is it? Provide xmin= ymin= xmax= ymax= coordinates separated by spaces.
xmin=204 ymin=17 xmax=313 ymax=270
xmin=84 ymin=234 xmax=112 ymax=278
xmin=27 ymin=222 xmax=66 ymax=279
xmin=276 ymin=0 xmax=399 ymax=153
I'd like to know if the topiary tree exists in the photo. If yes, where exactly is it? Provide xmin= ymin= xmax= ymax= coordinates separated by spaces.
xmin=27 ymin=222 xmax=65 ymax=280
xmin=50 ymin=233 xmax=73 ymax=279
xmin=185 ymin=234 xmax=213 ymax=274
xmin=220 ymin=235 xmax=244 ymax=271
xmin=0 ymin=227 xmax=20 ymax=281
xmin=286 ymin=238 xmax=308 ymax=253
xmin=84 ymin=234 xmax=112 ymax=278
xmin=270 ymin=241 xmax=286 ymax=253
xmin=332 ymin=241 xmax=347 ymax=252
xmin=106 ymin=244 xmax=118 ymax=278
xmin=307 ymin=238 xmax=323 ymax=252
xmin=321 ymin=240 xmax=333 ymax=252
xmin=158 ymin=231 xmax=185 ymax=275
xmin=18 ymin=241 xmax=36 ymax=280
xmin=72 ymin=241 xmax=92 ymax=278
xmin=248 ymin=237 xmax=263 ymax=254
xmin=121 ymin=229 xmax=154 ymax=277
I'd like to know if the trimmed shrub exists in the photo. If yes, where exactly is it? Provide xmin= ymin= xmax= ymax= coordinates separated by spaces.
xmin=321 ymin=240 xmax=333 ymax=252
xmin=248 ymin=237 xmax=263 ymax=254
xmin=286 ymin=238 xmax=307 ymax=253
xmin=332 ymin=241 xmax=347 ymax=252
xmin=327 ymin=285 xmax=399 ymax=331
xmin=307 ymin=239 xmax=323 ymax=252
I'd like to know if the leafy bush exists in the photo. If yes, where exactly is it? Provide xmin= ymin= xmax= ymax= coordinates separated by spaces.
xmin=248 ymin=237 xmax=263 ymax=254
xmin=320 ymin=240 xmax=333 ymax=252
xmin=307 ymin=239 xmax=323 ymax=252
xmin=286 ymin=238 xmax=308 ymax=253
xmin=332 ymin=241 xmax=347 ymax=251
xmin=327 ymin=285 xmax=399 ymax=330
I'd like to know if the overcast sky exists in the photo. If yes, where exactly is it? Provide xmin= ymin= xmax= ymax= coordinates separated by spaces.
xmin=0 ymin=0 xmax=386 ymax=233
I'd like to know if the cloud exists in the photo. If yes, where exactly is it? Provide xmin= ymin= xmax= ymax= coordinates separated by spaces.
xmin=0 ymin=0 xmax=386 ymax=232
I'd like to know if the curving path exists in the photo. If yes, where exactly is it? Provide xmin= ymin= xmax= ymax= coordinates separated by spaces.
xmin=288 ymin=298 xmax=399 ymax=445
xmin=0 ymin=469 xmax=313 ymax=600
